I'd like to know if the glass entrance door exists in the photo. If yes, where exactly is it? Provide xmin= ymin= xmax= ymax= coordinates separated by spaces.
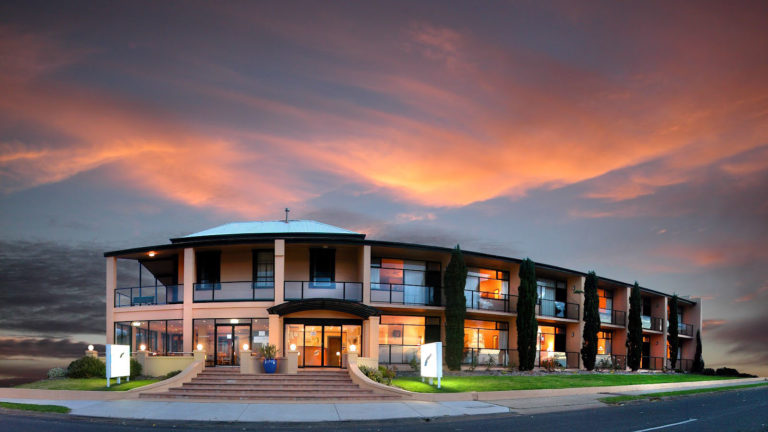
xmin=284 ymin=320 xmax=362 ymax=368
xmin=215 ymin=324 xmax=251 ymax=366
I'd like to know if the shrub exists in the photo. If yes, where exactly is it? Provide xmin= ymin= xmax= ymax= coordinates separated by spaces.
xmin=409 ymin=356 xmax=420 ymax=373
xmin=595 ymin=358 xmax=611 ymax=372
xmin=715 ymin=367 xmax=757 ymax=378
xmin=517 ymin=258 xmax=538 ymax=371
xmin=444 ymin=245 xmax=468 ymax=370
xmin=541 ymin=358 xmax=557 ymax=372
xmin=162 ymin=370 xmax=182 ymax=380
xmin=581 ymin=271 xmax=600 ymax=371
xmin=359 ymin=365 xmax=392 ymax=385
xmin=486 ymin=356 xmax=496 ymax=370
xmin=47 ymin=367 xmax=67 ymax=379
xmin=130 ymin=358 xmax=142 ymax=378
xmin=702 ymin=368 xmax=715 ymax=376
xmin=67 ymin=356 xmax=106 ymax=378
xmin=379 ymin=365 xmax=396 ymax=384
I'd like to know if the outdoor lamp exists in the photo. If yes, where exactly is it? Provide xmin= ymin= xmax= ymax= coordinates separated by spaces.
xmin=336 ymin=351 xmax=341 ymax=356
xmin=349 ymin=344 xmax=357 ymax=352
xmin=148 ymin=251 xmax=156 ymax=257
xmin=290 ymin=343 xmax=296 ymax=351
xmin=88 ymin=344 xmax=94 ymax=351
xmin=243 ymin=344 xmax=249 ymax=351
xmin=139 ymin=344 xmax=146 ymax=351
xmin=197 ymin=343 xmax=203 ymax=351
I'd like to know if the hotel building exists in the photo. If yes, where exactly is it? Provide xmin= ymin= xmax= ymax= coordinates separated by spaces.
xmin=105 ymin=220 xmax=702 ymax=371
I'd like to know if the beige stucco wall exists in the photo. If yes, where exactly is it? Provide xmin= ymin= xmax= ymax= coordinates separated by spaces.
xmin=220 ymin=247 xmax=252 ymax=282
xmin=106 ymin=257 xmax=116 ymax=344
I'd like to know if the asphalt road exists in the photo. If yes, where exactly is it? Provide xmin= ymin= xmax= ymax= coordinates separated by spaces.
xmin=2 ymin=386 xmax=767 ymax=432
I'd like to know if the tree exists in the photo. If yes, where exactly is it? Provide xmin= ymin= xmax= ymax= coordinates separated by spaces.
xmin=516 ymin=258 xmax=538 ymax=371
xmin=692 ymin=329 xmax=705 ymax=373
xmin=627 ymin=282 xmax=643 ymax=371
xmin=668 ymin=295 xmax=679 ymax=370
xmin=444 ymin=245 xmax=468 ymax=370
xmin=581 ymin=271 xmax=600 ymax=371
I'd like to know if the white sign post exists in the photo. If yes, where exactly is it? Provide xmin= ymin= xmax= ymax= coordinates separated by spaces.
xmin=420 ymin=342 xmax=443 ymax=389
xmin=106 ymin=344 xmax=131 ymax=388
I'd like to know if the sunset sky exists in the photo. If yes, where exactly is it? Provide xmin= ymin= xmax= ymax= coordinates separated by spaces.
xmin=1 ymin=0 xmax=767 ymax=383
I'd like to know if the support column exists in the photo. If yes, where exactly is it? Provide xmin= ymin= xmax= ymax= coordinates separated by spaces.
xmin=182 ymin=248 xmax=195 ymax=353
xmin=361 ymin=245 xmax=371 ymax=304
xmin=105 ymin=257 xmax=117 ymax=344
xmin=274 ymin=239 xmax=285 ymax=304
xmin=268 ymin=314 xmax=281 ymax=353
xmin=366 ymin=316 xmax=379 ymax=359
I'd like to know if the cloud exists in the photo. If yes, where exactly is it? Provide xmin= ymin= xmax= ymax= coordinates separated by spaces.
xmin=702 ymin=319 xmax=727 ymax=331
xmin=734 ymin=282 xmax=768 ymax=303
xmin=707 ymin=316 xmax=768 ymax=366
xmin=0 ymin=337 xmax=103 ymax=359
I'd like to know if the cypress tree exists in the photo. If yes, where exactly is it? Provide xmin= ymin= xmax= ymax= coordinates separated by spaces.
xmin=580 ymin=271 xmax=600 ymax=371
xmin=692 ymin=329 xmax=704 ymax=373
xmin=668 ymin=295 xmax=679 ymax=370
xmin=626 ymin=282 xmax=643 ymax=371
xmin=443 ymin=245 xmax=468 ymax=371
xmin=516 ymin=258 xmax=538 ymax=371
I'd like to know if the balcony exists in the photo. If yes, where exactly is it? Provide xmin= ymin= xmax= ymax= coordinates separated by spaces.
xmin=193 ymin=280 xmax=274 ymax=302
xmin=642 ymin=315 xmax=663 ymax=332
xmin=463 ymin=348 xmax=513 ymax=367
xmin=371 ymin=283 xmax=438 ymax=306
xmin=537 ymin=299 xmax=579 ymax=320
xmin=115 ymin=285 xmax=183 ymax=307
xmin=465 ymin=290 xmax=514 ymax=313
xmin=536 ymin=351 xmax=580 ymax=369
xmin=596 ymin=354 xmax=627 ymax=370
xmin=600 ymin=309 xmax=626 ymax=326
xmin=642 ymin=356 xmax=664 ymax=370
xmin=284 ymin=281 xmax=362 ymax=302
xmin=677 ymin=322 xmax=695 ymax=337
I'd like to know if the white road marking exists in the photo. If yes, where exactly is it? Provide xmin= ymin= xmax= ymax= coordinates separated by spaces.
xmin=632 ymin=418 xmax=698 ymax=432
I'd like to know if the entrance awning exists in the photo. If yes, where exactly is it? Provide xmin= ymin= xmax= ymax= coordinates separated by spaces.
xmin=267 ymin=299 xmax=380 ymax=318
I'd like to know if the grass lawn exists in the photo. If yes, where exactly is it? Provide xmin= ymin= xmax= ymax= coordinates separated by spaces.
xmin=15 ymin=378 xmax=158 ymax=391
xmin=0 ymin=402 xmax=71 ymax=413
xmin=391 ymin=374 xmax=737 ymax=393
xmin=599 ymin=382 xmax=768 ymax=404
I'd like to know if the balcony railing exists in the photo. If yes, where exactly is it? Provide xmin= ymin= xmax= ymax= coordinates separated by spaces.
xmin=371 ymin=283 xmax=438 ymax=306
xmin=536 ymin=351 xmax=580 ymax=369
xmin=465 ymin=290 xmax=513 ymax=313
xmin=284 ymin=281 xmax=362 ymax=302
xmin=463 ymin=348 xmax=512 ymax=367
xmin=671 ymin=358 xmax=694 ymax=371
xmin=600 ymin=309 xmax=626 ymax=326
xmin=378 ymin=344 xmax=420 ymax=364
xmin=537 ymin=299 xmax=579 ymax=320
xmin=596 ymin=354 xmax=627 ymax=370
xmin=642 ymin=356 xmax=664 ymax=370
xmin=193 ymin=280 xmax=274 ymax=302
xmin=115 ymin=285 xmax=183 ymax=307
xmin=642 ymin=315 xmax=663 ymax=331
xmin=677 ymin=323 xmax=694 ymax=337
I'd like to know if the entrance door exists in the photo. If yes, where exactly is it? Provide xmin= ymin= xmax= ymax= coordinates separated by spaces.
xmin=284 ymin=319 xmax=362 ymax=368
xmin=215 ymin=324 xmax=251 ymax=366
xmin=641 ymin=336 xmax=651 ymax=369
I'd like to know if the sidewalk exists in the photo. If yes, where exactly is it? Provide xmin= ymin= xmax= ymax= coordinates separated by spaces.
xmin=1 ymin=377 xmax=764 ymax=422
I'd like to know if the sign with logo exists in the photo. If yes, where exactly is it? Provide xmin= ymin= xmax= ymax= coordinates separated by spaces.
xmin=106 ymin=344 xmax=130 ymax=379
xmin=420 ymin=342 xmax=442 ymax=388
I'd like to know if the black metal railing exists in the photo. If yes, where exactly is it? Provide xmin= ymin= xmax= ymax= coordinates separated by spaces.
xmin=642 ymin=356 xmax=664 ymax=370
xmin=462 ymin=348 xmax=513 ymax=367
xmin=371 ymin=283 xmax=438 ymax=306
xmin=600 ymin=309 xmax=626 ymax=326
xmin=596 ymin=354 xmax=627 ymax=370
xmin=536 ymin=351 xmax=580 ymax=369
xmin=193 ymin=280 xmax=274 ymax=302
xmin=537 ymin=299 xmax=580 ymax=320
xmin=642 ymin=315 xmax=663 ymax=331
xmin=672 ymin=358 xmax=693 ymax=371
xmin=284 ymin=281 xmax=363 ymax=302
xmin=114 ymin=285 xmax=183 ymax=307
xmin=678 ymin=323 xmax=694 ymax=337
xmin=465 ymin=290 xmax=513 ymax=313
xmin=378 ymin=344 xmax=420 ymax=364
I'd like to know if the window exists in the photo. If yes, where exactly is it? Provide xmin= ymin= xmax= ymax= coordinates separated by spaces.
xmin=597 ymin=331 xmax=612 ymax=355
xmin=252 ymin=250 xmax=274 ymax=288
xmin=598 ymin=288 xmax=613 ymax=322
xmin=378 ymin=315 xmax=440 ymax=363
xmin=114 ymin=320 xmax=183 ymax=355
xmin=309 ymin=249 xmax=335 ymax=283
xmin=464 ymin=320 xmax=508 ymax=350
xmin=642 ymin=296 xmax=652 ymax=316
xmin=466 ymin=268 xmax=509 ymax=298
xmin=371 ymin=258 xmax=441 ymax=305
xmin=196 ymin=251 xmax=221 ymax=289
xmin=537 ymin=325 xmax=566 ymax=353
xmin=537 ymin=279 xmax=567 ymax=317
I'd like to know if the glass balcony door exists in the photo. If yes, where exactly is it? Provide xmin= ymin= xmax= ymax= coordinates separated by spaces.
xmin=215 ymin=324 xmax=251 ymax=366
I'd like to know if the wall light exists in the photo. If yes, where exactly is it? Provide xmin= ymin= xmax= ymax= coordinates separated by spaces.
xmin=243 ymin=344 xmax=249 ymax=351
xmin=132 ymin=321 xmax=141 ymax=327
xmin=139 ymin=344 xmax=146 ymax=351
xmin=336 ymin=351 xmax=341 ymax=356
xmin=289 ymin=343 xmax=297 ymax=351
xmin=230 ymin=319 xmax=239 ymax=324
xmin=148 ymin=251 xmax=156 ymax=257
xmin=88 ymin=344 xmax=94 ymax=351
xmin=197 ymin=343 xmax=203 ymax=351
xmin=349 ymin=344 xmax=357 ymax=352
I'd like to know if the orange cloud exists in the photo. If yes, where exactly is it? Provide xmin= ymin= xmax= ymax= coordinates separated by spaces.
xmin=734 ymin=283 xmax=768 ymax=303
xmin=702 ymin=319 xmax=726 ymax=331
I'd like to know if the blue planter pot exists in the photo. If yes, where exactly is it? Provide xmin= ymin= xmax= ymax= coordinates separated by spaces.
xmin=263 ymin=359 xmax=277 ymax=374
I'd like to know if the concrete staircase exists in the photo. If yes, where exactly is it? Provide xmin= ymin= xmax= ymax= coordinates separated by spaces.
xmin=141 ymin=367 xmax=401 ymax=401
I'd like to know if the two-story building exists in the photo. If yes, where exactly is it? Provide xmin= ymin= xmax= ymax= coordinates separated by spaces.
xmin=105 ymin=220 xmax=702 ymax=370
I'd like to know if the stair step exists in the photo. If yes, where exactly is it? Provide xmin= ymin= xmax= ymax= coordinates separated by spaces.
xmin=182 ymin=383 xmax=360 ymax=390
xmin=141 ymin=392 xmax=400 ymax=401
